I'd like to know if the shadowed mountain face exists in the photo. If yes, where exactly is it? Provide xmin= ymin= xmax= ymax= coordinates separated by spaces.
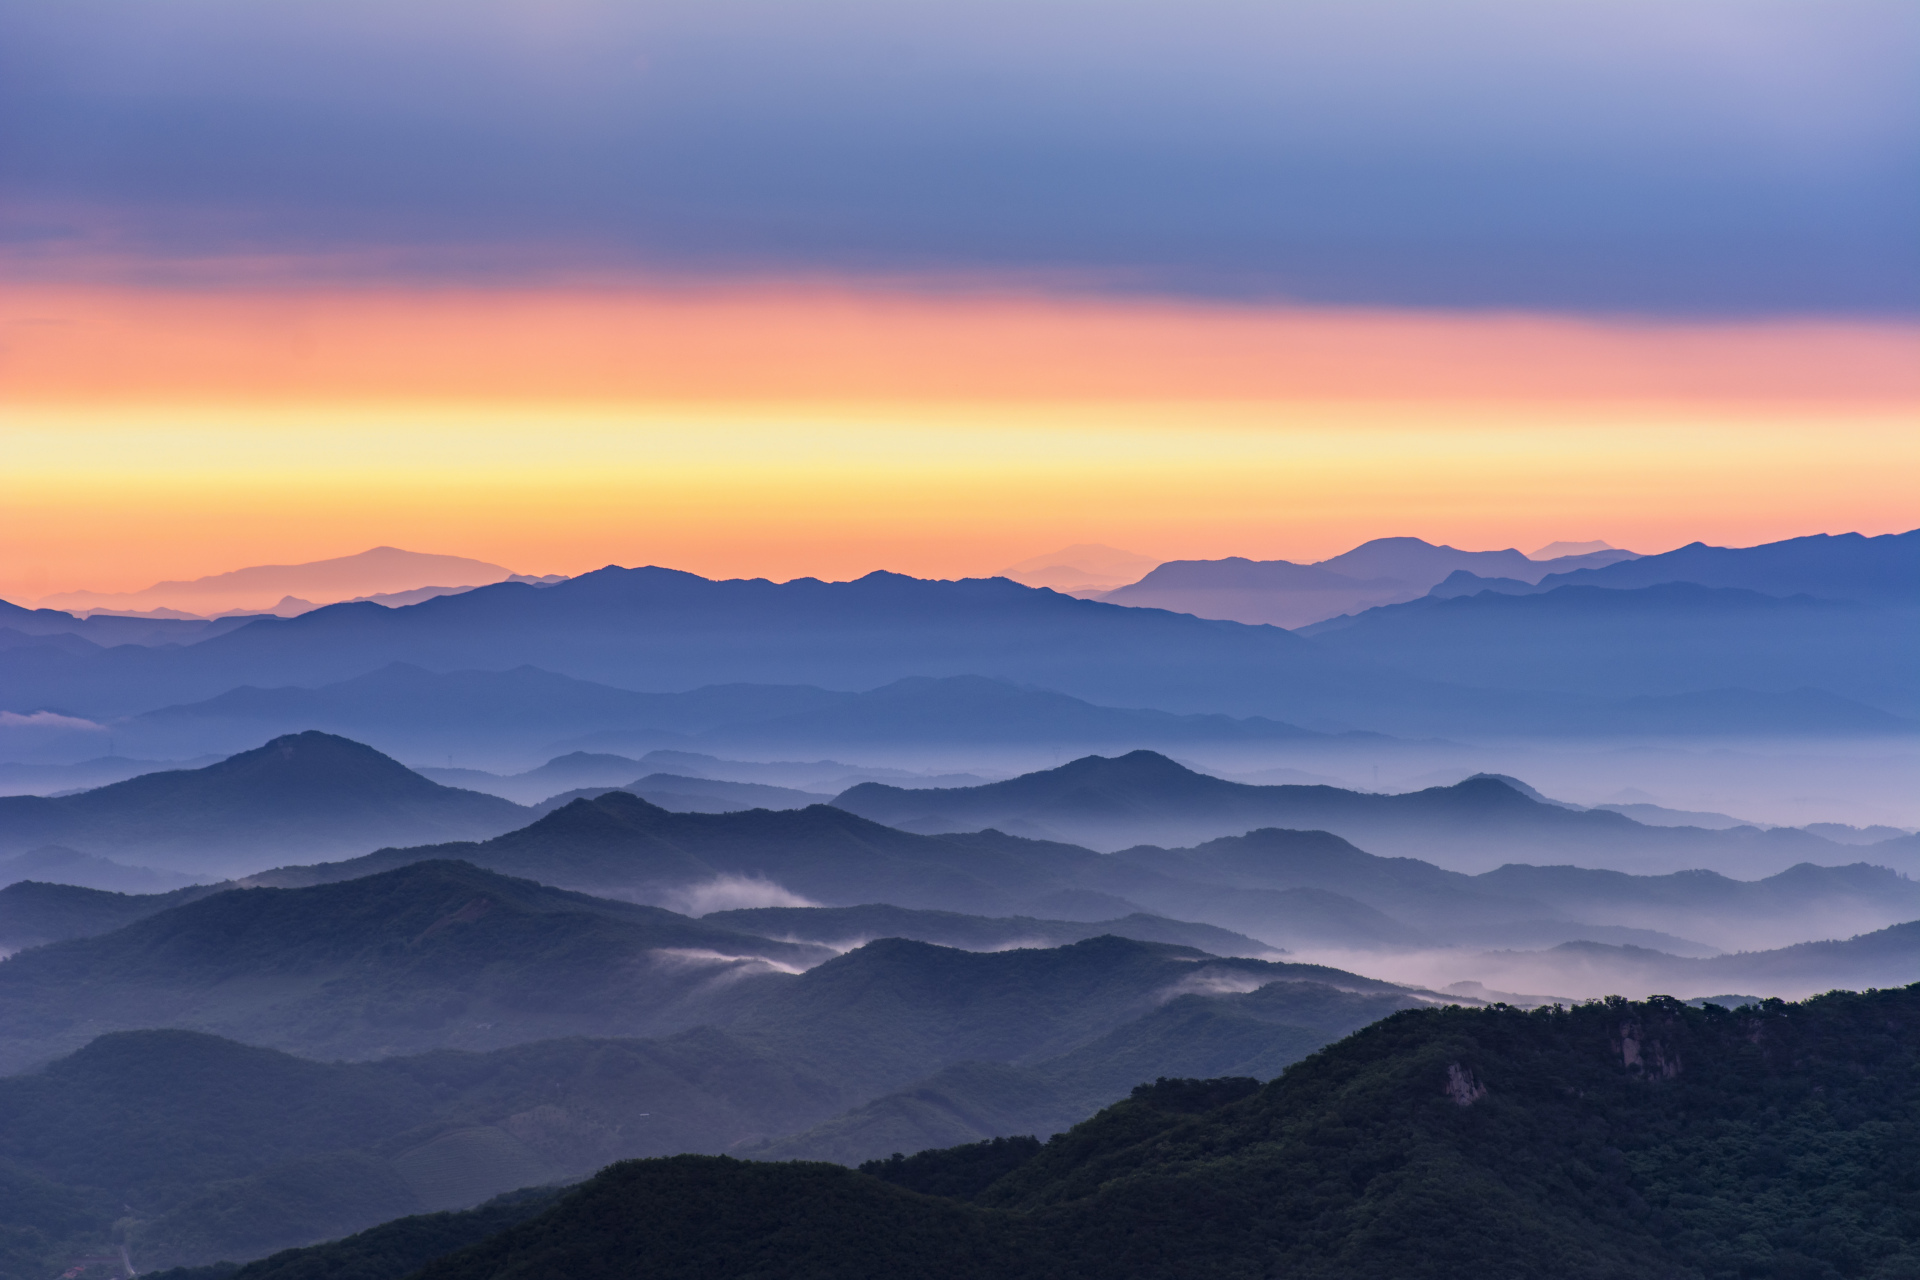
xmin=357 ymin=989 xmax=1920 ymax=1280
xmin=0 ymin=860 xmax=824 ymax=1072
xmin=1298 ymin=582 xmax=1920 ymax=718
xmin=0 ymin=733 xmax=528 ymax=873
xmin=831 ymin=751 xmax=1872 ymax=876
xmin=0 ymin=880 xmax=223 ymax=953
xmin=240 ymin=790 xmax=1127 ymax=916
xmin=222 ymin=790 xmax=1444 ymax=952
xmin=703 ymin=904 xmax=1282 ymax=959
xmin=0 ymin=923 xmax=1415 ymax=1272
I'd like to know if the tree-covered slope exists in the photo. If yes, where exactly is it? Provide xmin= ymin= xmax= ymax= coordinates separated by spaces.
xmin=368 ymin=986 xmax=1920 ymax=1280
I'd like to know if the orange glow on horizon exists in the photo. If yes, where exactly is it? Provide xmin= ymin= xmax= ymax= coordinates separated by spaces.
xmin=3 ymin=282 xmax=1916 ymax=602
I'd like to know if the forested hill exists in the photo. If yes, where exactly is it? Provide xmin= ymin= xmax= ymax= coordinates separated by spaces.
xmin=175 ymin=984 xmax=1920 ymax=1280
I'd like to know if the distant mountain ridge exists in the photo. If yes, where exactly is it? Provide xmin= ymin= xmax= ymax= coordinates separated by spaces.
xmin=206 ymin=747 xmax=1920 ymax=962
xmin=832 ymin=750 xmax=1887 ymax=877
xmin=119 ymin=669 xmax=1351 ymax=761
xmin=1098 ymin=536 xmax=1636 ymax=627
xmin=36 ymin=546 xmax=520 ymax=615
xmin=0 ymin=732 xmax=527 ymax=872
xmin=1531 ymin=527 xmax=1920 ymax=605
xmin=0 ymin=859 xmax=824 ymax=1071
xmin=7 ymin=551 xmax=1909 ymax=739
xmin=1296 ymin=582 xmax=1919 ymax=717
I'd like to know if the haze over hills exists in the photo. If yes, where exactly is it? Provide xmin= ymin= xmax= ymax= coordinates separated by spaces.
xmin=0 ymin=860 xmax=824 ymax=1071
xmin=117 ymin=669 xmax=1351 ymax=763
xmin=0 ymin=732 xmax=528 ymax=873
xmin=832 ymin=750 xmax=1891 ymax=877
xmin=184 ymin=748 xmax=1919 ymax=966
xmin=1098 ymin=536 xmax=1638 ymax=627
xmin=998 ymin=545 xmax=1159 ymax=594
xmin=414 ymin=750 xmax=981 ymax=807
xmin=704 ymin=903 xmax=1282 ymax=960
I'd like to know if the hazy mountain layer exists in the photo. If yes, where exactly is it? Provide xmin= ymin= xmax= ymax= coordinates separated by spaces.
xmin=1533 ymin=527 xmax=1920 ymax=605
xmin=1451 ymin=920 xmax=1920 ymax=999
xmin=834 ymin=750 xmax=1882 ymax=876
xmin=122 ymin=668 xmax=1349 ymax=763
xmin=1098 ymin=536 xmax=1634 ymax=627
xmin=0 ymin=845 xmax=202 ymax=894
xmin=0 ymin=733 xmax=528 ymax=873
xmin=36 ymin=546 xmax=516 ymax=616
xmin=4 ymin=565 xmax=1824 ymax=739
xmin=0 ymin=861 xmax=822 ymax=1072
xmin=226 ymin=758 xmax=1916 ymax=959
xmin=1298 ymin=582 xmax=1919 ymax=717
xmin=704 ymin=904 xmax=1282 ymax=959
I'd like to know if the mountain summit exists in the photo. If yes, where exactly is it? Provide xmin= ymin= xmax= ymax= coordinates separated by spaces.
xmin=0 ymin=732 xmax=526 ymax=872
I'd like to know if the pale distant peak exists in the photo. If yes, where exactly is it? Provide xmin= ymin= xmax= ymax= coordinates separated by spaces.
xmin=1529 ymin=540 xmax=1613 ymax=559
xmin=1000 ymin=544 xmax=1159 ymax=591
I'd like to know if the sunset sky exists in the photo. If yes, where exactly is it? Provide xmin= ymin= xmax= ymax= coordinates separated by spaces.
xmin=3 ymin=0 xmax=1915 ymax=600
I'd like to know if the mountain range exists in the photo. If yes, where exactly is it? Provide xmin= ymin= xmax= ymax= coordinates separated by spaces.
xmin=148 ymin=987 xmax=1920 ymax=1280
xmin=11 ymin=537 xmax=1911 ymax=743
xmin=116 ymin=669 xmax=1356 ymax=762
xmin=35 ymin=547 xmax=522 ymax=616
xmin=1299 ymin=582 xmax=1919 ymax=717
xmin=1098 ymin=535 xmax=1638 ymax=627
xmin=0 ymin=860 xmax=825 ymax=1072
xmin=6 ymin=736 xmax=1907 ymax=962
xmin=0 ymin=733 xmax=528 ymax=873
xmin=834 ymin=749 xmax=1900 ymax=877
xmin=0 ymin=904 xmax=1414 ymax=1272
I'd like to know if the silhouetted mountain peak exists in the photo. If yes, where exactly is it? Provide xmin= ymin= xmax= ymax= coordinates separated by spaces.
xmin=520 ymin=789 xmax=677 ymax=837
xmin=1422 ymin=774 xmax=1560 ymax=810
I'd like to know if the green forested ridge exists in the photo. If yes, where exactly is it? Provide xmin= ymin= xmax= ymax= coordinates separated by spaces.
xmin=266 ymin=986 xmax=1920 ymax=1280
xmin=139 ymin=1188 xmax=565 ymax=1280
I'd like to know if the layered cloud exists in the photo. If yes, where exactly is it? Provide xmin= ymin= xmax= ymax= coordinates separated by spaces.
xmin=4 ymin=0 xmax=1915 ymax=313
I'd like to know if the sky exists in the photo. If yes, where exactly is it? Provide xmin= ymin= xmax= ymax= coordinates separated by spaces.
xmin=2 ymin=0 xmax=1916 ymax=598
